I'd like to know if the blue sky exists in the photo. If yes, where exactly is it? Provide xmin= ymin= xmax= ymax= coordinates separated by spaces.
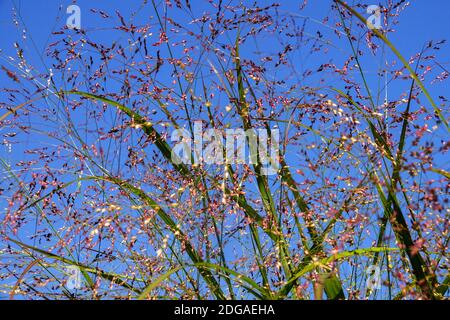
xmin=0 ymin=0 xmax=448 ymax=299
xmin=1 ymin=0 xmax=449 ymax=69
xmin=1 ymin=0 xmax=449 ymax=108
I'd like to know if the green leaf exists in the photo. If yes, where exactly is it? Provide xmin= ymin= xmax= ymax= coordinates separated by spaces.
xmin=277 ymin=247 xmax=398 ymax=299
xmin=430 ymin=168 xmax=450 ymax=179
